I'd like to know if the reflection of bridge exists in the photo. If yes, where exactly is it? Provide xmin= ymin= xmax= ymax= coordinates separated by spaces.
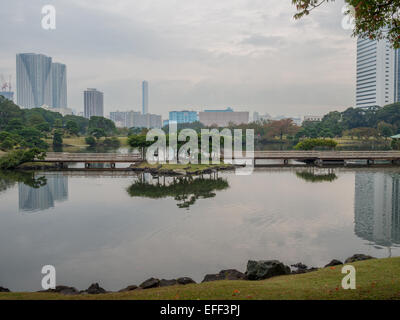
xmin=38 ymin=151 xmax=400 ymax=168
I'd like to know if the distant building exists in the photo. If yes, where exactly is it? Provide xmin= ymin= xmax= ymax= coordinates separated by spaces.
xmin=51 ymin=62 xmax=67 ymax=108
xmin=109 ymin=110 xmax=162 ymax=129
xmin=0 ymin=91 xmax=14 ymax=101
xmin=17 ymin=53 xmax=52 ymax=109
xmin=169 ymin=110 xmax=198 ymax=124
xmin=41 ymin=104 xmax=73 ymax=116
xmin=303 ymin=115 xmax=323 ymax=122
xmin=199 ymin=107 xmax=249 ymax=127
xmin=142 ymin=81 xmax=149 ymax=115
xmin=16 ymin=53 xmax=67 ymax=109
xmin=84 ymin=88 xmax=103 ymax=118
xmin=356 ymin=37 xmax=400 ymax=108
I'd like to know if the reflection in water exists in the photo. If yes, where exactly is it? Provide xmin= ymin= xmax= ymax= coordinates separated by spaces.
xmin=296 ymin=168 xmax=338 ymax=183
xmin=18 ymin=174 xmax=68 ymax=213
xmin=355 ymin=172 xmax=400 ymax=254
xmin=0 ymin=171 xmax=47 ymax=193
xmin=127 ymin=173 xmax=229 ymax=209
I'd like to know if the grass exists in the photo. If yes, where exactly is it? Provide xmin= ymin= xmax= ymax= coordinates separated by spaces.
xmin=135 ymin=162 xmax=233 ymax=173
xmin=44 ymin=136 xmax=130 ymax=148
xmin=1 ymin=257 xmax=400 ymax=300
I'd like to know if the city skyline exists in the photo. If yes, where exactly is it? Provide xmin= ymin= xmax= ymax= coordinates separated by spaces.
xmin=0 ymin=0 xmax=354 ymax=119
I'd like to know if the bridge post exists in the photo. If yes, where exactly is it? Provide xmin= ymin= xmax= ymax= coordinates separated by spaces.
xmin=367 ymin=159 xmax=374 ymax=166
xmin=85 ymin=163 xmax=90 ymax=169
xmin=283 ymin=159 xmax=289 ymax=165
xmin=110 ymin=163 xmax=116 ymax=169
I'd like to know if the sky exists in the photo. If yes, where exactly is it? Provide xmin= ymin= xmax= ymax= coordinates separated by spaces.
xmin=0 ymin=0 xmax=355 ymax=119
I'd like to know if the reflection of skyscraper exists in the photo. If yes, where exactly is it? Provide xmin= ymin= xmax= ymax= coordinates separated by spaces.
xmin=18 ymin=174 xmax=68 ymax=212
xmin=354 ymin=172 xmax=400 ymax=247
xmin=142 ymin=81 xmax=148 ymax=115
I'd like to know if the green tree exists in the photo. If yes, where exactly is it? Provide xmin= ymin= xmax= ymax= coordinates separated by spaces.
xmin=292 ymin=0 xmax=400 ymax=48
xmin=52 ymin=130 xmax=63 ymax=148
xmin=66 ymin=120 xmax=79 ymax=135
xmin=88 ymin=116 xmax=116 ymax=136
xmin=85 ymin=136 xmax=97 ymax=147
xmin=377 ymin=121 xmax=395 ymax=138
xmin=89 ymin=127 xmax=106 ymax=140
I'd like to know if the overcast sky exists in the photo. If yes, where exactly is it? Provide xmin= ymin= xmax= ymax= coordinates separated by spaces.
xmin=0 ymin=0 xmax=355 ymax=118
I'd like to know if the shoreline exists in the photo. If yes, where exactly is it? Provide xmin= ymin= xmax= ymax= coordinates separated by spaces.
xmin=0 ymin=254 xmax=378 ymax=296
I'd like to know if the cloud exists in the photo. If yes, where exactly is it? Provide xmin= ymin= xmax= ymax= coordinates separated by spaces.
xmin=0 ymin=0 xmax=354 ymax=118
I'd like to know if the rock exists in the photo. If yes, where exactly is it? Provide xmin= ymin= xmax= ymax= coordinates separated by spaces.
xmin=85 ymin=283 xmax=107 ymax=294
xmin=140 ymin=278 xmax=160 ymax=289
xmin=176 ymin=277 xmax=196 ymax=285
xmin=172 ymin=169 xmax=186 ymax=176
xmin=0 ymin=287 xmax=10 ymax=292
xmin=345 ymin=254 xmax=375 ymax=263
xmin=325 ymin=259 xmax=343 ymax=267
xmin=202 ymin=269 xmax=245 ymax=283
xmin=118 ymin=285 xmax=138 ymax=292
xmin=291 ymin=263 xmax=308 ymax=270
xmin=54 ymin=286 xmax=79 ymax=295
xmin=159 ymin=279 xmax=178 ymax=287
xmin=245 ymin=260 xmax=291 ymax=280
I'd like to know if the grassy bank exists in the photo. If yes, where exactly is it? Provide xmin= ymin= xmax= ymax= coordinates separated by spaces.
xmin=1 ymin=257 xmax=400 ymax=300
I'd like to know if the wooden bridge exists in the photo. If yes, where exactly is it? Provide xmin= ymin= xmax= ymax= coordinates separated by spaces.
xmin=38 ymin=151 xmax=400 ymax=168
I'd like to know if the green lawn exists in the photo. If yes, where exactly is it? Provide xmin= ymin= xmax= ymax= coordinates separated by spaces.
xmin=1 ymin=257 xmax=400 ymax=300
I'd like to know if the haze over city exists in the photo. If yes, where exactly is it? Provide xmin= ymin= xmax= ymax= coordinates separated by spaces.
xmin=0 ymin=0 xmax=354 ymax=118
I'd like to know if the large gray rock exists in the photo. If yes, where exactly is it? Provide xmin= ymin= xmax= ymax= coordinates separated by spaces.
xmin=345 ymin=254 xmax=375 ymax=263
xmin=85 ymin=283 xmax=107 ymax=294
xmin=159 ymin=279 xmax=178 ymax=287
xmin=118 ymin=285 xmax=138 ymax=292
xmin=0 ymin=287 xmax=10 ymax=293
xmin=39 ymin=285 xmax=79 ymax=295
xmin=202 ymin=269 xmax=245 ymax=283
xmin=325 ymin=259 xmax=343 ymax=267
xmin=140 ymin=278 xmax=160 ymax=289
xmin=177 ymin=277 xmax=196 ymax=285
xmin=245 ymin=260 xmax=290 ymax=280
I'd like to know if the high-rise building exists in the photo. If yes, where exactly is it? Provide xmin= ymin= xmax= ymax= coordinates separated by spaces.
xmin=51 ymin=62 xmax=67 ymax=108
xmin=169 ymin=110 xmax=198 ymax=124
xmin=16 ymin=53 xmax=68 ymax=109
xmin=84 ymin=88 xmax=104 ymax=118
xmin=142 ymin=80 xmax=148 ymax=115
xmin=16 ymin=53 xmax=53 ymax=109
xmin=356 ymin=37 xmax=400 ymax=108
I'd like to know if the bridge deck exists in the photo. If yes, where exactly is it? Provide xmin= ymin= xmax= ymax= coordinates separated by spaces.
xmin=39 ymin=151 xmax=400 ymax=163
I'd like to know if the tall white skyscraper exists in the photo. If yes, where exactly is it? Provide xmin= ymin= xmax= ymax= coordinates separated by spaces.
xmin=17 ymin=53 xmax=52 ymax=109
xmin=16 ymin=53 xmax=68 ymax=109
xmin=356 ymin=38 xmax=400 ymax=108
xmin=51 ymin=62 xmax=67 ymax=108
xmin=84 ymin=88 xmax=104 ymax=118
xmin=142 ymin=80 xmax=148 ymax=114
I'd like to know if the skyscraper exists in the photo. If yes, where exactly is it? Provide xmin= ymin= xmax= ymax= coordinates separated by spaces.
xmin=16 ymin=53 xmax=52 ymax=109
xmin=51 ymin=62 xmax=67 ymax=108
xmin=356 ymin=37 xmax=400 ymax=108
xmin=84 ymin=88 xmax=104 ymax=118
xmin=142 ymin=80 xmax=148 ymax=114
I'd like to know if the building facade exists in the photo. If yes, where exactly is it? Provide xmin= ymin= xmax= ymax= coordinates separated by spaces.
xmin=199 ymin=108 xmax=249 ymax=127
xmin=356 ymin=37 xmax=400 ymax=108
xmin=142 ymin=81 xmax=148 ymax=115
xmin=169 ymin=110 xmax=198 ymax=124
xmin=110 ymin=110 xmax=162 ymax=129
xmin=84 ymin=88 xmax=104 ymax=118
xmin=17 ymin=53 xmax=53 ymax=109
xmin=51 ymin=62 xmax=67 ymax=108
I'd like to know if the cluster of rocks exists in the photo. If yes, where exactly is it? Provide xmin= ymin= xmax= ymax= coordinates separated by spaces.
xmin=0 ymin=254 xmax=376 ymax=295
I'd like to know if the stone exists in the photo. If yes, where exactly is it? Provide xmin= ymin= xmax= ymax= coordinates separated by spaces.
xmin=291 ymin=263 xmax=308 ymax=270
xmin=325 ymin=259 xmax=343 ymax=267
xmin=85 ymin=283 xmax=107 ymax=294
xmin=140 ymin=278 xmax=160 ymax=289
xmin=159 ymin=279 xmax=178 ymax=287
xmin=245 ymin=260 xmax=291 ymax=280
xmin=176 ymin=277 xmax=196 ymax=285
xmin=118 ymin=285 xmax=138 ymax=292
xmin=202 ymin=269 xmax=245 ymax=283
xmin=345 ymin=254 xmax=375 ymax=263
xmin=0 ymin=287 xmax=10 ymax=292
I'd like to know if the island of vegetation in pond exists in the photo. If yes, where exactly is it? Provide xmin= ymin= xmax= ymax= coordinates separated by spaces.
xmin=127 ymin=174 xmax=229 ymax=209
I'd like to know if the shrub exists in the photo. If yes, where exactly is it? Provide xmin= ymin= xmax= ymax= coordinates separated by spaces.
xmin=0 ymin=148 xmax=46 ymax=170
xmin=294 ymin=138 xmax=337 ymax=151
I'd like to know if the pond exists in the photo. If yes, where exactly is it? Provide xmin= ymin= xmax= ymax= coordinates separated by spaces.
xmin=0 ymin=167 xmax=399 ymax=291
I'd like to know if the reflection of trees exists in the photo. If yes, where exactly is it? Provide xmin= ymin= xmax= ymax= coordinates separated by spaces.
xmin=0 ymin=170 xmax=47 ymax=193
xmin=296 ymin=169 xmax=337 ymax=183
xmin=127 ymin=174 xmax=229 ymax=209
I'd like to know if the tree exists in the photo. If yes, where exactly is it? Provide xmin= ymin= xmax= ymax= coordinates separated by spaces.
xmin=66 ymin=120 xmax=79 ymax=135
xmin=88 ymin=116 xmax=116 ymax=136
xmin=85 ymin=136 xmax=96 ymax=147
xmin=377 ymin=121 xmax=395 ymax=138
xmin=295 ymin=138 xmax=337 ymax=150
xmin=54 ymin=119 xmax=63 ymax=129
xmin=53 ymin=130 xmax=63 ymax=148
xmin=89 ymin=128 xmax=106 ymax=140
xmin=292 ymin=0 xmax=400 ymax=48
